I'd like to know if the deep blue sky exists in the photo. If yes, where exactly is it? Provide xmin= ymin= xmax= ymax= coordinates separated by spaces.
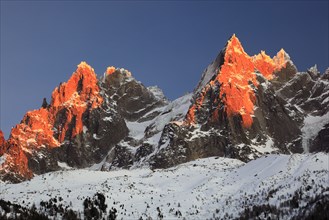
xmin=1 ymin=1 xmax=328 ymax=138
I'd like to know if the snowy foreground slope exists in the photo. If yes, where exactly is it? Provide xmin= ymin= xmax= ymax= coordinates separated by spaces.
xmin=1 ymin=153 xmax=328 ymax=219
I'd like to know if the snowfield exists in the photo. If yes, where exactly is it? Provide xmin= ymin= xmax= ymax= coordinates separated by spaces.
xmin=0 ymin=153 xmax=328 ymax=219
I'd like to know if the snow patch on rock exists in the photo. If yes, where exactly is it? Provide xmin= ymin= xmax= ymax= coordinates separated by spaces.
xmin=302 ymin=112 xmax=329 ymax=152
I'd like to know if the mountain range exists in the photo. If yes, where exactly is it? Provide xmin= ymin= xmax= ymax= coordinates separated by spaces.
xmin=0 ymin=35 xmax=328 ymax=219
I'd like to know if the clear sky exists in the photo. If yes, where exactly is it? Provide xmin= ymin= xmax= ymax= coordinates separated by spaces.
xmin=1 ymin=1 xmax=328 ymax=138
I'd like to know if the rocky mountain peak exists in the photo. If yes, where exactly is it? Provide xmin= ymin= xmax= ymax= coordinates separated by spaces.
xmin=149 ymin=36 xmax=309 ymax=169
xmin=307 ymin=64 xmax=321 ymax=80
xmin=106 ymin=66 xmax=116 ymax=75
xmin=186 ymin=34 xmax=290 ymax=128
xmin=322 ymin=68 xmax=329 ymax=80
xmin=0 ymin=62 xmax=106 ymax=182
xmin=50 ymin=61 xmax=103 ymax=142
xmin=0 ymin=130 xmax=5 ymax=155
xmin=106 ymin=66 xmax=132 ymax=78
xmin=51 ymin=61 xmax=102 ymax=108
xmin=103 ymin=66 xmax=134 ymax=89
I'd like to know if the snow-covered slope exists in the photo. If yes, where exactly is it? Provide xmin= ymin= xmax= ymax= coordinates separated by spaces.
xmin=96 ymin=92 xmax=193 ymax=171
xmin=1 ymin=153 xmax=328 ymax=219
xmin=125 ymin=92 xmax=193 ymax=145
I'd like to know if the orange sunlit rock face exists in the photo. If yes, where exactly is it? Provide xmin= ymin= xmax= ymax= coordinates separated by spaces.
xmin=51 ymin=61 xmax=103 ymax=142
xmin=253 ymin=49 xmax=287 ymax=80
xmin=106 ymin=66 xmax=116 ymax=75
xmin=186 ymin=105 xmax=197 ymax=124
xmin=273 ymin=49 xmax=288 ymax=70
xmin=1 ymin=144 xmax=33 ymax=181
xmin=186 ymin=35 xmax=289 ymax=127
xmin=0 ymin=130 xmax=6 ymax=155
xmin=0 ymin=113 xmax=57 ymax=181
xmin=0 ymin=61 xmax=103 ymax=180
xmin=217 ymin=35 xmax=256 ymax=127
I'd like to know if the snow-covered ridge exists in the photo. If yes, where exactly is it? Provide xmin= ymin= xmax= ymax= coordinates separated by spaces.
xmin=124 ymin=93 xmax=192 ymax=144
xmin=1 ymin=153 xmax=327 ymax=219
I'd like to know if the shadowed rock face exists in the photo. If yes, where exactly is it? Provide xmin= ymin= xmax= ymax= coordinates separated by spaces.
xmin=99 ymin=68 xmax=168 ymax=170
xmin=308 ymin=69 xmax=329 ymax=153
xmin=310 ymin=123 xmax=329 ymax=153
xmin=103 ymin=69 xmax=167 ymax=121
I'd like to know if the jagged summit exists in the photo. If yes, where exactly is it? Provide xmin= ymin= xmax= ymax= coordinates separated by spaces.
xmin=0 ymin=61 xmax=165 ymax=182
xmin=106 ymin=66 xmax=132 ymax=77
xmin=51 ymin=61 xmax=102 ymax=108
xmin=186 ymin=34 xmax=290 ymax=127
xmin=51 ymin=61 xmax=103 ymax=141
xmin=194 ymin=35 xmax=290 ymax=94
xmin=0 ymin=62 xmax=105 ymax=182
xmin=149 ymin=35 xmax=313 ymax=169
